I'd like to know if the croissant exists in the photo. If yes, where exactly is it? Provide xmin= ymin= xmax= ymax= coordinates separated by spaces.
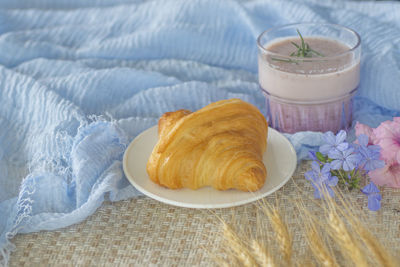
xmin=146 ymin=99 xmax=268 ymax=192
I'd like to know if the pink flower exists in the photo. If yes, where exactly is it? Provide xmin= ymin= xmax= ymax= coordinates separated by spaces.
xmin=354 ymin=122 xmax=376 ymax=145
xmin=355 ymin=118 xmax=400 ymax=188
xmin=373 ymin=119 xmax=400 ymax=163
xmin=369 ymin=160 xmax=400 ymax=188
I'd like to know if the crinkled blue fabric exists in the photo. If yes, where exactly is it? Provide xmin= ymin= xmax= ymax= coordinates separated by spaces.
xmin=0 ymin=0 xmax=399 ymax=265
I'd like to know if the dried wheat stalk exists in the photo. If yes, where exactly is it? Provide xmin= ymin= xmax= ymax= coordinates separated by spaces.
xmin=305 ymin=223 xmax=338 ymax=267
xmin=214 ymin=184 xmax=398 ymax=267
xmin=222 ymin=222 xmax=258 ymax=267
xmin=250 ymin=239 xmax=275 ymax=267
xmin=260 ymin=203 xmax=292 ymax=265
xmin=327 ymin=211 xmax=368 ymax=267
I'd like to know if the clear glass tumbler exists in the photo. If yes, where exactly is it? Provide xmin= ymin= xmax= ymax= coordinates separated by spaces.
xmin=257 ymin=23 xmax=361 ymax=133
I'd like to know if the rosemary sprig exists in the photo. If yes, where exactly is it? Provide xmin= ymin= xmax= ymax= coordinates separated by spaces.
xmin=271 ymin=29 xmax=324 ymax=64
xmin=293 ymin=29 xmax=324 ymax=58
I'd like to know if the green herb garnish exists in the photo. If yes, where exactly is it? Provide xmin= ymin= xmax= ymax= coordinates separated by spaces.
xmin=271 ymin=29 xmax=324 ymax=64
xmin=292 ymin=29 xmax=324 ymax=58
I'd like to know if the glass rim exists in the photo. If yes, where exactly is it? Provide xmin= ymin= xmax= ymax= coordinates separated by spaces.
xmin=256 ymin=22 xmax=361 ymax=62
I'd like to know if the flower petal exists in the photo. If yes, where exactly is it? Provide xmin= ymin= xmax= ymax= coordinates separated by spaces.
xmin=327 ymin=176 xmax=338 ymax=187
xmin=376 ymin=138 xmax=400 ymax=162
xmin=343 ymin=147 xmax=355 ymax=157
xmin=367 ymin=195 xmax=381 ymax=211
xmin=321 ymin=163 xmax=331 ymax=175
xmin=330 ymin=159 xmax=342 ymax=170
xmin=305 ymin=170 xmax=315 ymax=181
xmin=335 ymin=130 xmax=347 ymax=144
xmin=366 ymin=159 xmax=385 ymax=171
xmin=328 ymin=149 xmax=343 ymax=160
xmin=344 ymin=157 xmax=359 ymax=171
xmin=323 ymin=131 xmax=336 ymax=145
xmin=308 ymin=151 xmax=318 ymax=161
xmin=313 ymin=188 xmax=322 ymax=199
xmin=357 ymin=134 xmax=369 ymax=147
xmin=361 ymin=182 xmax=380 ymax=195
xmin=337 ymin=142 xmax=349 ymax=151
xmin=319 ymin=144 xmax=332 ymax=155
xmin=368 ymin=145 xmax=381 ymax=156
xmin=311 ymin=161 xmax=321 ymax=173
xmin=368 ymin=166 xmax=392 ymax=187
xmin=326 ymin=186 xmax=335 ymax=198
xmin=355 ymin=122 xmax=374 ymax=144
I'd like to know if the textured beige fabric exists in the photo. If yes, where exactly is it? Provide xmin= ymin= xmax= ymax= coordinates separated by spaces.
xmin=9 ymin=162 xmax=400 ymax=266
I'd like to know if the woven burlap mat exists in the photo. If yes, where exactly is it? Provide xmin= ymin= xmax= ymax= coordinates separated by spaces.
xmin=9 ymin=162 xmax=400 ymax=266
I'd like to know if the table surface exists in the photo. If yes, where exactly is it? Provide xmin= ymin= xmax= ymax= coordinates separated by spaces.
xmin=9 ymin=162 xmax=400 ymax=266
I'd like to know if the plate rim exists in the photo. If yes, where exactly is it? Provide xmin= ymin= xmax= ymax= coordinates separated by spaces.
xmin=123 ymin=125 xmax=297 ymax=209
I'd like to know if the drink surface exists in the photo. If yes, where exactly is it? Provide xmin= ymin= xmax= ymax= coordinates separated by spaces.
xmin=258 ymin=36 xmax=360 ymax=101
xmin=266 ymin=37 xmax=352 ymax=74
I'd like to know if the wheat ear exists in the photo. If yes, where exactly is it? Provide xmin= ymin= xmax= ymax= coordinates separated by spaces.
xmin=305 ymin=224 xmax=339 ymax=267
xmin=222 ymin=222 xmax=258 ymax=267
xmin=260 ymin=203 xmax=292 ymax=265
xmin=327 ymin=211 xmax=368 ymax=267
xmin=332 ymin=189 xmax=399 ymax=267
xmin=294 ymin=199 xmax=338 ymax=267
xmin=357 ymin=224 xmax=398 ymax=267
xmin=250 ymin=239 xmax=275 ymax=267
xmin=314 ymin=184 xmax=369 ymax=266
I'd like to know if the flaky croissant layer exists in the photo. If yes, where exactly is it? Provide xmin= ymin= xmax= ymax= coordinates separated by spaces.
xmin=146 ymin=98 xmax=268 ymax=191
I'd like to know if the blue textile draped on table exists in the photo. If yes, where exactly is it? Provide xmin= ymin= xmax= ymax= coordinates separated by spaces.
xmin=0 ymin=0 xmax=399 ymax=264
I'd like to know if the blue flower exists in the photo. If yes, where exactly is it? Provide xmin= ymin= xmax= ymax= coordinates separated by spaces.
xmin=329 ymin=147 xmax=361 ymax=171
xmin=357 ymin=134 xmax=369 ymax=147
xmin=361 ymin=182 xmax=382 ymax=211
xmin=305 ymin=161 xmax=338 ymax=199
xmin=319 ymin=130 xmax=349 ymax=158
xmin=356 ymin=134 xmax=385 ymax=172
xmin=308 ymin=151 xmax=319 ymax=162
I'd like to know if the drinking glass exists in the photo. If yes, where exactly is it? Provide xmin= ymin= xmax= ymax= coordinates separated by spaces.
xmin=257 ymin=23 xmax=361 ymax=133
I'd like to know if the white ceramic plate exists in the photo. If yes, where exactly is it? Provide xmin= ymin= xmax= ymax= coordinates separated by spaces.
xmin=123 ymin=126 xmax=297 ymax=209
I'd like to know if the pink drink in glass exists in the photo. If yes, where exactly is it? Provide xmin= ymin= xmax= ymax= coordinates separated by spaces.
xmin=257 ymin=23 xmax=361 ymax=133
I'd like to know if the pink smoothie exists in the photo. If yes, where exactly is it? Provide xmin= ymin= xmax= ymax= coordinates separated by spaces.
xmin=258 ymin=37 xmax=360 ymax=133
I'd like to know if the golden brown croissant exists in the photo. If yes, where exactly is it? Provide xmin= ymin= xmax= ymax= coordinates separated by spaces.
xmin=146 ymin=99 xmax=268 ymax=191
